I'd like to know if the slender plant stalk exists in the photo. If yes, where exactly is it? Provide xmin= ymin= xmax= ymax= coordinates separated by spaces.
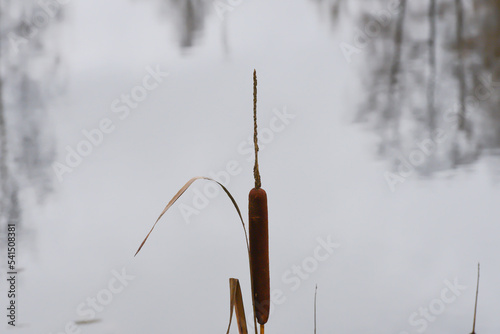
xmin=249 ymin=70 xmax=270 ymax=333
xmin=471 ymin=263 xmax=480 ymax=334
xmin=253 ymin=70 xmax=261 ymax=189
xmin=314 ymin=285 xmax=318 ymax=334
xmin=248 ymin=70 xmax=259 ymax=334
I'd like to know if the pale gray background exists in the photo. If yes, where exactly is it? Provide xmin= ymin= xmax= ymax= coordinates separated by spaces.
xmin=1 ymin=0 xmax=499 ymax=333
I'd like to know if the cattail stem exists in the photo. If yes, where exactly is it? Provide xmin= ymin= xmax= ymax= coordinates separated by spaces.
xmin=260 ymin=324 xmax=265 ymax=334
xmin=249 ymin=70 xmax=270 ymax=326
xmin=253 ymin=69 xmax=261 ymax=189
xmin=471 ymin=262 xmax=480 ymax=334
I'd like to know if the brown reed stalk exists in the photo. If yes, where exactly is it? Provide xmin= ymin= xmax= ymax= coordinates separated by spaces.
xmin=249 ymin=70 xmax=270 ymax=329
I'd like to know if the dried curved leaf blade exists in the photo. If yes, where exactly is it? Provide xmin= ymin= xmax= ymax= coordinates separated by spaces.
xmin=227 ymin=278 xmax=248 ymax=334
xmin=135 ymin=176 xmax=249 ymax=256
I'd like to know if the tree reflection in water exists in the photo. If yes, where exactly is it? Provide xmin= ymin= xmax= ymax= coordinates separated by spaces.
xmin=318 ymin=0 xmax=500 ymax=177
xmin=0 ymin=1 xmax=65 ymax=230
xmin=147 ymin=0 xmax=209 ymax=49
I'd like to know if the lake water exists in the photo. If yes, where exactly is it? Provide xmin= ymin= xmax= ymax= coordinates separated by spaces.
xmin=1 ymin=0 xmax=499 ymax=333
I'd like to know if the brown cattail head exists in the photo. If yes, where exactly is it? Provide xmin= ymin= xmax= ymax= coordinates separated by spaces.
xmin=249 ymin=187 xmax=270 ymax=325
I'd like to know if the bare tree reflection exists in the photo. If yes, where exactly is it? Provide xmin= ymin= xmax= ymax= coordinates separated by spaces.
xmin=454 ymin=0 xmax=469 ymax=133
xmin=384 ymin=0 xmax=406 ymax=156
xmin=427 ymin=0 xmax=436 ymax=131
xmin=0 ymin=58 xmax=20 ymax=230
xmin=0 ymin=1 xmax=64 ymax=231
xmin=474 ymin=0 xmax=500 ymax=153
xmin=147 ymin=0 xmax=209 ymax=49
xmin=321 ymin=0 xmax=500 ymax=177
xmin=312 ymin=0 xmax=348 ymax=27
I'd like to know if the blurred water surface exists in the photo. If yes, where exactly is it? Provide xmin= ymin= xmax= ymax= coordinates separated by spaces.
xmin=1 ymin=1 xmax=500 ymax=333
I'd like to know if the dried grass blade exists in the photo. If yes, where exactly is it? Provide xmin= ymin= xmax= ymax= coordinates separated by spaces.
xmin=134 ymin=176 xmax=249 ymax=256
xmin=227 ymin=278 xmax=248 ymax=334
xmin=134 ymin=176 xmax=257 ymax=334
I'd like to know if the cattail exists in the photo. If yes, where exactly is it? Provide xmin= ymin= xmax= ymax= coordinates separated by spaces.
xmin=249 ymin=187 xmax=270 ymax=325
xmin=249 ymin=70 xmax=270 ymax=327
